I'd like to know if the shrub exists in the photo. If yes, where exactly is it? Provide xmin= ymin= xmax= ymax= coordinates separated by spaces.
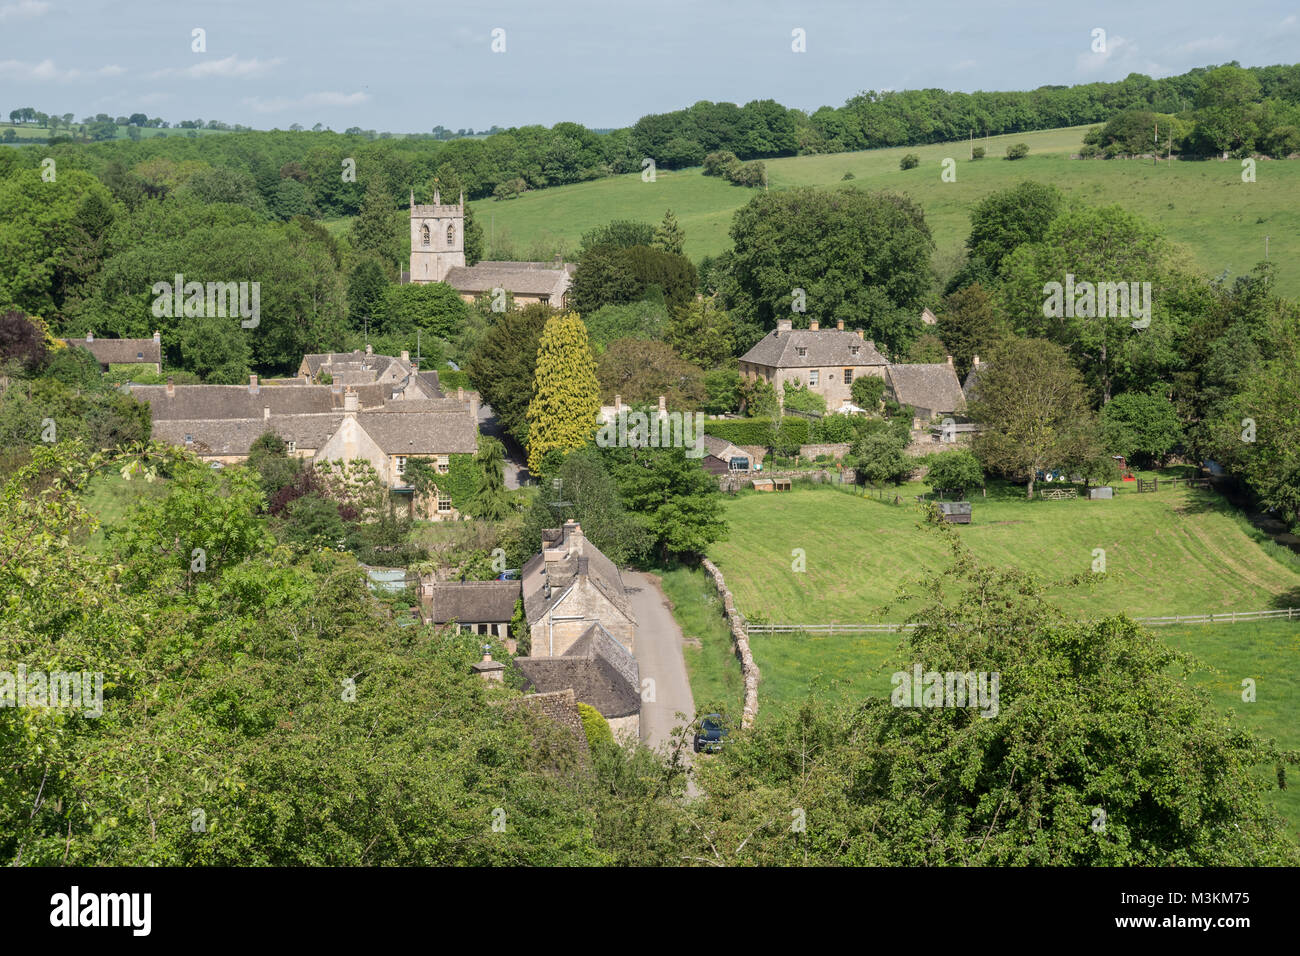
xmin=971 ymin=146 xmax=985 ymax=159
xmin=1005 ymin=142 xmax=1030 ymax=160
xmin=841 ymin=171 xmax=855 ymax=180
xmin=577 ymin=702 xmax=614 ymax=748
xmin=899 ymin=153 xmax=920 ymax=170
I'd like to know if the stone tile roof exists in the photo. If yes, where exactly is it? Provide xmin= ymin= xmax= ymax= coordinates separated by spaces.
xmin=502 ymin=689 xmax=591 ymax=761
xmin=701 ymin=434 xmax=746 ymax=460
xmin=153 ymin=414 xmax=344 ymax=456
xmin=132 ymin=383 xmax=388 ymax=419
xmin=417 ymin=370 xmax=443 ymax=397
xmin=443 ymin=261 xmax=570 ymax=296
xmin=64 ymin=337 xmax=160 ymax=365
xmin=425 ymin=580 xmax=520 ymax=624
xmin=515 ymin=623 xmax=640 ymax=719
xmin=354 ymin=409 xmax=477 ymax=455
xmin=886 ymin=363 xmax=967 ymax=415
xmin=739 ymin=328 xmax=889 ymax=369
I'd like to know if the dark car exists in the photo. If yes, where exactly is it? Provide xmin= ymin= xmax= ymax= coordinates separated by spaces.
xmin=693 ymin=714 xmax=729 ymax=753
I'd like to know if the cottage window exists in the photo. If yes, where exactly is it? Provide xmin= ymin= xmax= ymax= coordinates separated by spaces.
xmin=850 ymin=345 xmax=860 ymax=356
xmin=437 ymin=494 xmax=452 ymax=513
xmin=809 ymin=369 xmax=819 ymax=386
xmin=796 ymin=347 xmax=807 ymax=357
xmin=287 ymin=441 xmax=297 ymax=454
xmin=396 ymin=455 xmax=407 ymax=475
xmin=843 ymin=369 xmax=853 ymax=385
xmin=435 ymin=454 xmax=450 ymax=474
xmin=184 ymin=434 xmax=193 ymax=444
xmin=420 ymin=224 xmax=430 ymax=246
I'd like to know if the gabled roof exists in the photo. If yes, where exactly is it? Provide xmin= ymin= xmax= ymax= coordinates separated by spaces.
xmin=886 ymin=364 xmax=967 ymax=414
xmin=153 ymin=414 xmax=344 ymax=456
xmin=739 ymin=328 xmax=889 ymax=369
xmin=354 ymin=409 xmax=477 ymax=455
xmin=515 ymin=623 xmax=640 ymax=719
xmin=443 ymin=261 xmax=570 ymax=296
xmin=425 ymin=580 xmax=520 ymax=624
xmin=701 ymin=434 xmax=747 ymax=460
xmin=64 ymin=337 xmax=160 ymax=365
xmin=132 ymin=383 xmax=388 ymax=420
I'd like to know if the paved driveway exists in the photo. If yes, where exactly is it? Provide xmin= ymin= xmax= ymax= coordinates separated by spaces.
xmin=623 ymin=571 xmax=697 ymax=752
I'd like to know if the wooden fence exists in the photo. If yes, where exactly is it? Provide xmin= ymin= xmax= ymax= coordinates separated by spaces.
xmin=747 ymin=607 xmax=1300 ymax=635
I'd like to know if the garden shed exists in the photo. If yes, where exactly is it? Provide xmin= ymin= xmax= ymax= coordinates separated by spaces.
xmin=938 ymin=501 xmax=972 ymax=524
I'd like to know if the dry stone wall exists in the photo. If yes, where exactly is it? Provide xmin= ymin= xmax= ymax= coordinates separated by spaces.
xmin=699 ymin=558 xmax=760 ymax=729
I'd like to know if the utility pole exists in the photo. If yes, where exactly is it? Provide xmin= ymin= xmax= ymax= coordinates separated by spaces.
xmin=1265 ymin=235 xmax=1270 ymax=259
xmin=417 ymin=328 xmax=421 ymax=366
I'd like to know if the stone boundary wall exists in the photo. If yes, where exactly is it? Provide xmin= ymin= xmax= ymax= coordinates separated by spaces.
xmin=699 ymin=558 xmax=760 ymax=729
xmin=798 ymin=443 xmax=851 ymax=460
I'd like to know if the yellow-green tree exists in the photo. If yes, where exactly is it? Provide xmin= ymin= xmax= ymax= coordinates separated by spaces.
xmin=527 ymin=313 xmax=600 ymax=474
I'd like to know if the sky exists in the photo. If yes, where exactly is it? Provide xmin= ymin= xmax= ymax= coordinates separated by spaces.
xmin=1 ymin=0 xmax=1297 ymax=131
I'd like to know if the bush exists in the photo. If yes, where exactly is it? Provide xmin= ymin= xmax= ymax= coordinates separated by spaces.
xmin=899 ymin=153 xmax=920 ymax=170
xmin=850 ymin=375 xmax=886 ymax=410
xmin=971 ymin=146 xmax=985 ymax=160
xmin=924 ymin=449 xmax=984 ymax=497
xmin=780 ymin=381 xmax=826 ymax=416
xmin=703 ymin=417 xmax=809 ymax=448
xmin=841 ymin=171 xmax=855 ymax=180
xmin=1005 ymin=142 xmax=1030 ymax=160
xmin=577 ymin=702 xmax=615 ymax=748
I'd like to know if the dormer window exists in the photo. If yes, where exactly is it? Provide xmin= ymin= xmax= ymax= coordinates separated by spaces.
xmin=851 ymin=345 xmax=860 ymax=356
xmin=796 ymin=347 xmax=807 ymax=357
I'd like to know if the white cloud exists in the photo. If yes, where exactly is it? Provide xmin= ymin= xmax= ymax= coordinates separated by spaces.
xmin=0 ymin=0 xmax=51 ymax=21
xmin=243 ymin=91 xmax=370 ymax=113
xmin=1075 ymin=35 xmax=1167 ymax=79
xmin=0 ymin=58 xmax=123 ymax=82
xmin=1172 ymin=35 xmax=1232 ymax=56
xmin=150 ymin=55 xmax=282 ymax=80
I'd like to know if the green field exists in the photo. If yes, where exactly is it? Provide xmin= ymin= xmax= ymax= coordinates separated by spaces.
xmin=709 ymin=482 xmax=1300 ymax=624
xmin=477 ymin=125 xmax=1300 ymax=299
xmin=0 ymin=122 xmax=232 ymax=144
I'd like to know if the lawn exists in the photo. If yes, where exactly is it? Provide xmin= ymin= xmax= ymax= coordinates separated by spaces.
xmin=476 ymin=124 xmax=1300 ymax=299
xmin=655 ymin=566 xmax=745 ymax=719
xmin=78 ymin=471 xmax=169 ymax=551
xmin=709 ymin=482 xmax=1300 ymax=624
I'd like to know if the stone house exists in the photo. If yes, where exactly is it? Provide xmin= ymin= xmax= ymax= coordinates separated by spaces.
xmin=883 ymin=358 xmax=967 ymax=428
xmin=515 ymin=520 xmax=640 ymax=740
xmin=131 ymin=353 xmax=479 ymax=516
xmin=738 ymin=318 xmax=889 ymax=410
xmin=64 ymin=331 xmax=162 ymax=374
xmin=422 ymin=580 xmax=521 ymax=649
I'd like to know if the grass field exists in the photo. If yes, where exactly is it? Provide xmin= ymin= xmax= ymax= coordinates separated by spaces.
xmin=655 ymin=566 xmax=745 ymax=719
xmin=709 ymin=482 xmax=1300 ymax=624
xmin=476 ymin=125 xmax=1300 ymax=299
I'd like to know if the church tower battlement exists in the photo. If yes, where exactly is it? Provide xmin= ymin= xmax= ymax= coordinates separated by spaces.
xmin=409 ymin=188 xmax=465 ymax=283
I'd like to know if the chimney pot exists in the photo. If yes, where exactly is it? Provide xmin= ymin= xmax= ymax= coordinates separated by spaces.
xmin=249 ymin=374 xmax=259 ymax=394
xmin=165 ymin=378 xmax=175 ymax=398
xmin=86 ymin=332 xmax=93 ymax=342
xmin=658 ymin=395 xmax=667 ymax=416
xmin=836 ymin=319 xmax=844 ymax=331
xmin=343 ymin=388 xmax=359 ymax=412
xmin=776 ymin=318 xmax=792 ymax=334
xmin=400 ymin=350 xmax=410 ymax=363
xmin=856 ymin=329 xmax=865 ymax=340
xmin=809 ymin=320 xmax=819 ymax=331
xmin=946 ymin=354 xmax=953 ymax=366
xmin=152 ymin=330 xmax=161 ymax=344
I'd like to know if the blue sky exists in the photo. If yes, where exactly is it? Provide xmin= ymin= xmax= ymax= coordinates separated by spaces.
xmin=2 ymin=0 xmax=1297 ymax=130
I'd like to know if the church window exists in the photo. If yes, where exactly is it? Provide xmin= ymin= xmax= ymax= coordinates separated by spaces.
xmin=420 ymin=224 xmax=430 ymax=246
xmin=446 ymin=223 xmax=455 ymax=246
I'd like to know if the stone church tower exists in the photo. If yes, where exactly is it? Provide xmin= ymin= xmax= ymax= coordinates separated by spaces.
xmin=409 ymin=188 xmax=465 ymax=283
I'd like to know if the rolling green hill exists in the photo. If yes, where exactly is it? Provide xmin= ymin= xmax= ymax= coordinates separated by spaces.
xmin=475 ymin=125 xmax=1300 ymax=299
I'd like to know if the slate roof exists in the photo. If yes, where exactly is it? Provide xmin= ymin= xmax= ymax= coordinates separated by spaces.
xmin=739 ymin=328 xmax=889 ymax=369
xmin=64 ymin=337 xmax=160 ymax=365
xmin=515 ymin=623 xmax=641 ymax=719
xmin=443 ymin=261 xmax=571 ymax=296
xmin=425 ymin=580 xmax=520 ymax=624
xmin=701 ymin=434 xmax=747 ymax=461
xmin=885 ymin=364 xmax=967 ymax=415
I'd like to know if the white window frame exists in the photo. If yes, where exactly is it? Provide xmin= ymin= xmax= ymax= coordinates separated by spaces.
xmin=809 ymin=369 xmax=819 ymax=386
xmin=437 ymin=494 xmax=452 ymax=513
xmin=435 ymin=454 xmax=450 ymax=474
xmin=395 ymin=455 xmax=407 ymax=476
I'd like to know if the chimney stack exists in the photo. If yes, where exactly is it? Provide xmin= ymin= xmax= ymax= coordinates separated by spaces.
xmin=855 ymin=329 xmax=865 ymax=340
xmin=400 ymin=350 xmax=410 ymax=363
xmin=152 ymin=330 xmax=161 ymax=344
xmin=248 ymin=374 xmax=259 ymax=395
xmin=836 ymin=319 xmax=844 ymax=331
xmin=86 ymin=332 xmax=94 ymax=343
xmin=471 ymin=646 xmax=505 ymax=683
xmin=973 ymin=355 xmax=980 ymax=367
xmin=809 ymin=320 xmax=819 ymax=331
xmin=946 ymin=354 xmax=953 ymax=367
xmin=165 ymin=377 xmax=175 ymax=398
xmin=776 ymin=318 xmax=792 ymax=334
xmin=263 ymin=406 xmax=270 ymax=421
xmin=365 ymin=343 xmax=373 ymax=356
xmin=457 ymin=386 xmax=464 ymax=404
xmin=343 ymin=387 xmax=359 ymax=412
xmin=658 ymin=395 xmax=667 ymax=418
xmin=614 ymin=394 xmax=622 ymax=413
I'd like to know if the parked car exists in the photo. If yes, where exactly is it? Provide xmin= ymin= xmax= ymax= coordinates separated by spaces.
xmin=693 ymin=714 xmax=729 ymax=753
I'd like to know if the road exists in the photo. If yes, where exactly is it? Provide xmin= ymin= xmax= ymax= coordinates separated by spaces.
xmin=623 ymin=571 xmax=697 ymax=752
xmin=476 ymin=400 xmax=528 ymax=489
